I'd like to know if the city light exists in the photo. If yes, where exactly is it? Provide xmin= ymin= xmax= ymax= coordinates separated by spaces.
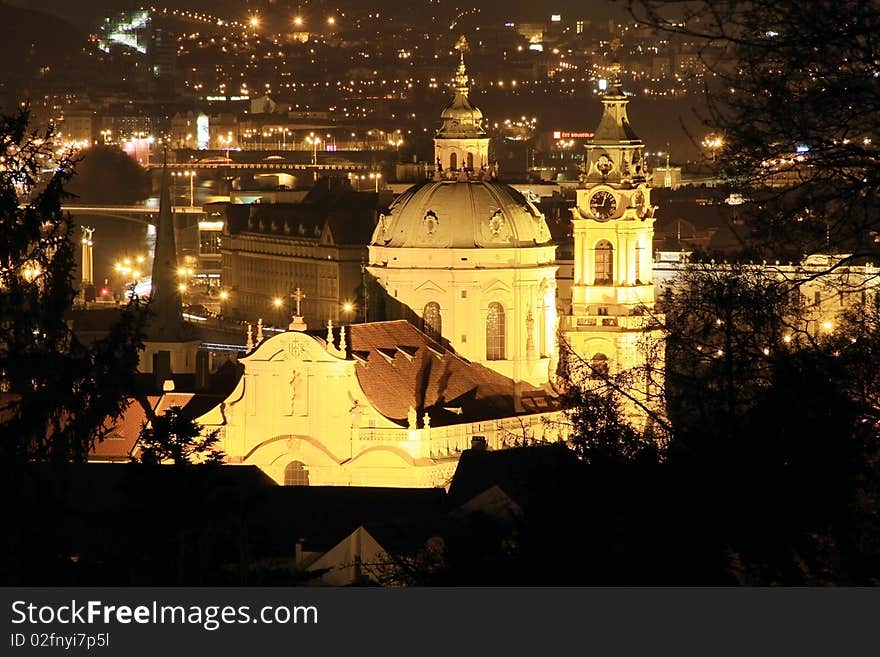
xmin=702 ymin=133 xmax=725 ymax=161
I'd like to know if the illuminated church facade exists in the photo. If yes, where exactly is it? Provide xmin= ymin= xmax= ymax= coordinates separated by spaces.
xmin=191 ymin=54 xmax=663 ymax=486
xmin=559 ymin=63 xmax=664 ymax=420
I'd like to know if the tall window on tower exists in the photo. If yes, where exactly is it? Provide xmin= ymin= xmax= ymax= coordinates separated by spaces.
xmin=466 ymin=152 xmax=474 ymax=170
xmin=422 ymin=302 xmax=442 ymax=341
xmin=486 ymin=302 xmax=506 ymax=360
xmin=594 ymin=240 xmax=614 ymax=284
xmin=635 ymin=242 xmax=643 ymax=284
xmin=450 ymin=152 xmax=458 ymax=170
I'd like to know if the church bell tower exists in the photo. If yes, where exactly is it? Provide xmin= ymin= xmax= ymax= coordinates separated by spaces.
xmin=561 ymin=64 xmax=663 ymax=405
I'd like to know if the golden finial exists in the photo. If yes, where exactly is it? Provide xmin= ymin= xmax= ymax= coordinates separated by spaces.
xmin=453 ymin=36 xmax=470 ymax=95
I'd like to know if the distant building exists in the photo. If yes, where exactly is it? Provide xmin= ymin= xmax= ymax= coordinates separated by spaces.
xmin=653 ymin=165 xmax=682 ymax=189
xmin=654 ymin=252 xmax=880 ymax=337
xmin=219 ymin=177 xmax=379 ymax=328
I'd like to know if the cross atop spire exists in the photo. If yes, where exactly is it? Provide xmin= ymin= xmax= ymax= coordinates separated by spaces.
xmin=454 ymin=35 xmax=470 ymax=95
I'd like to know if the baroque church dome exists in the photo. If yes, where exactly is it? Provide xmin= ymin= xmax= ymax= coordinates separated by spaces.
xmin=371 ymin=179 xmax=553 ymax=249
xmin=436 ymin=94 xmax=486 ymax=139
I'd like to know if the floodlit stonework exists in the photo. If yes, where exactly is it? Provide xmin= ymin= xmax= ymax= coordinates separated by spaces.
xmin=367 ymin=49 xmax=558 ymax=386
xmin=196 ymin=322 xmax=563 ymax=487
xmin=560 ymin=63 xmax=665 ymax=420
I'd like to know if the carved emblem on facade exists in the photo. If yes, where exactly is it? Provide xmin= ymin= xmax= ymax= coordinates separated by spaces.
xmin=288 ymin=339 xmax=305 ymax=360
xmin=487 ymin=209 xmax=508 ymax=240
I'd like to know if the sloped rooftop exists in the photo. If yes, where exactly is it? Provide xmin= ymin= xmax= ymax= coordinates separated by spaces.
xmin=348 ymin=320 xmax=560 ymax=427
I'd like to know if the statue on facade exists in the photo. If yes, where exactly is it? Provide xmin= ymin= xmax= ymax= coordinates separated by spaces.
xmin=407 ymin=405 xmax=418 ymax=430
xmin=526 ymin=308 xmax=536 ymax=360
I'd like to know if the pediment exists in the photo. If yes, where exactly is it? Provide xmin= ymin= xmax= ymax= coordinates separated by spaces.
xmin=482 ymin=278 xmax=513 ymax=295
xmin=414 ymin=279 xmax=447 ymax=294
xmin=244 ymin=331 xmax=334 ymax=364
xmin=318 ymin=222 xmax=335 ymax=246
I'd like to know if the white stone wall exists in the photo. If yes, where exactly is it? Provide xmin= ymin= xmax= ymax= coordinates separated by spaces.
xmin=368 ymin=245 xmax=557 ymax=385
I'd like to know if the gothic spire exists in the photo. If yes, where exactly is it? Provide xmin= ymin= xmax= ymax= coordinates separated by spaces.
xmin=145 ymin=164 xmax=187 ymax=341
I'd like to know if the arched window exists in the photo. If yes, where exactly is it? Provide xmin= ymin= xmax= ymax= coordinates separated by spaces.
xmin=466 ymin=152 xmax=474 ymax=170
xmin=422 ymin=302 xmax=442 ymax=341
xmin=486 ymin=303 xmax=506 ymax=360
xmin=449 ymin=152 xmax=458 ymax=170
xmin=594 ymin=240 xmax=614 ymax=284
xmin=284 ymin=460 xmax=310 ymax=486
xmin=590 ymin=353 xmax=610 ymax=377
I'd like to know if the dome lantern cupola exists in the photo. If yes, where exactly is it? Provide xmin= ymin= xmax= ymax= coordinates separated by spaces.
xmin=433 ymin=36 xmax=491 ymax=178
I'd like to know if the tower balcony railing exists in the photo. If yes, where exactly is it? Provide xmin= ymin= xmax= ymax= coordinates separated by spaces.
xmin=560 ymin=314 xmax=663 ymax=331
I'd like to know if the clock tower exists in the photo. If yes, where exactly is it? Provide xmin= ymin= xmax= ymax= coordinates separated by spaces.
xmin=561 ymin=65 xmax=663 ymax=420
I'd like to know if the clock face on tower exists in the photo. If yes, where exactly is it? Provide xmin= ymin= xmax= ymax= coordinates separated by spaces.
xmin=589 ymin=190 xmax=617 ymax=220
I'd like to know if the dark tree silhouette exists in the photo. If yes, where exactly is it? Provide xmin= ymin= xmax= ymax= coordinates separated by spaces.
xmin=0 ymin=109 xmax=145 ymax=463
xmin=66 ymin=145 xmax=151 ymax=205
xmin=629 ymin=0 xmax=880 ymax=261
xmin=135 ymin=405 xmax=225 ymax=466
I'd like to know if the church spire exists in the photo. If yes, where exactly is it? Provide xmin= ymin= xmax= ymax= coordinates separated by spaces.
xmin=581 ymin=60 xmax=646 ymax=185
xmin=454 ymin=35 xmax=469 ymax=96
xmin=433 ymin=36 xmax=490 ymax=176
xmin=145 ymin=163 xmax=186 ymax=341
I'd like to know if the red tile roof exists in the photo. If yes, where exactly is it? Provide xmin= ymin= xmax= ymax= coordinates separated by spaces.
xmin=349 ymin=321 xmax=559 ymax=427
xmin=89 ymin=399 xmax=150 ymax=461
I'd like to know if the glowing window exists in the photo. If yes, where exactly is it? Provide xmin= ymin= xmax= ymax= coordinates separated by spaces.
xmin=486 ymin=303 xmax=506 ymax=361
xmin=283 ymin=460 xmax=310 ymax=486
xmin=595 ymin=240 xmax=614 ymax=284
xmin=422 ymin=302 xmax=442 ymax=341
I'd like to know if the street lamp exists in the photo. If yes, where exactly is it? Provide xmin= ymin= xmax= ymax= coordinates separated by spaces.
xmin=306 ymin=133 xmax=321 ymax=164
xmin=219 ymin=133 xmax=233 ymax=160
xmin=702 ymin=134 xmax=724 ymax=162
xmin=368 ymin=172 xmax=382 ymax=192
xmin=306 ymin=133 xmax=321 ymax=180
xmin=176 ymin=170 xmax=196 ymax=206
